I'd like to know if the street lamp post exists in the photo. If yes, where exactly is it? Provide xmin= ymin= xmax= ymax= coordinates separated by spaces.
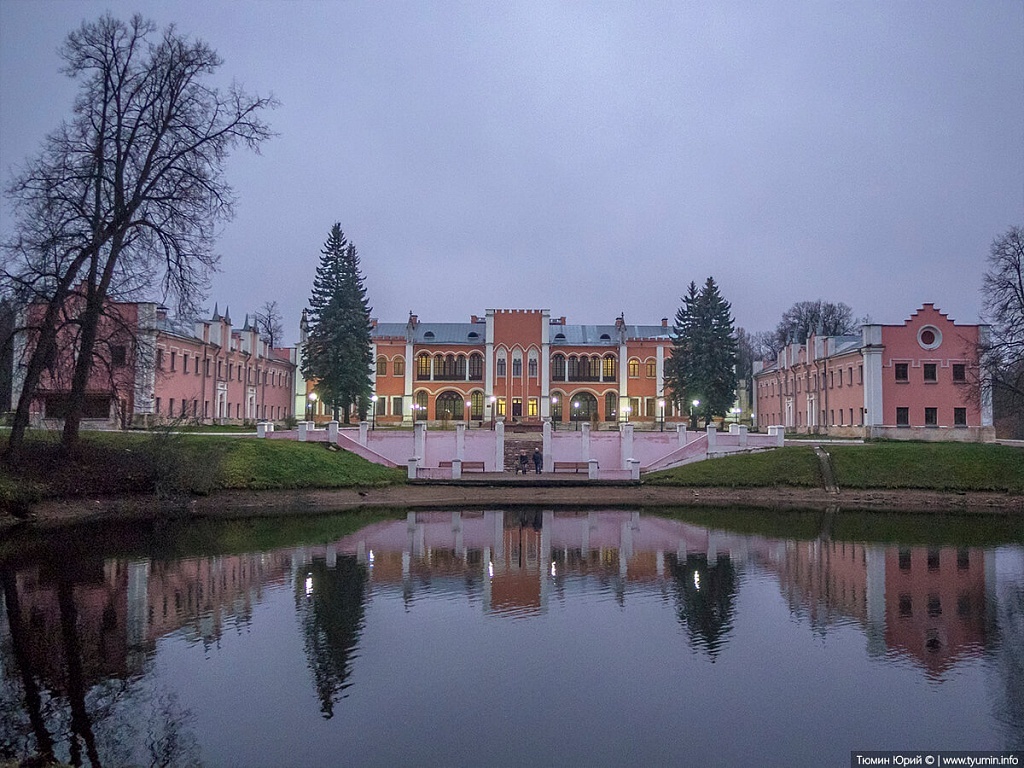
xmin=730 ymin=406 xmax=742 ymax=425
xmin=465 ymin=399 xmax=472 ymax=426
xmin=489 ymin=395 xmax=497 ymax=429
xmin=573 ymin=400 xmax=580 ymax=431
xmin=370 ymin=395 xmax=378 ymax=430
xmin=690 ymin=398 xmax=700 ymax=431
xmin=658 ymin=398 xmax=666 ymax=431
xmin=551 ymin=396 xmax=558 ymax=430
xmin=307 ymin=391 xmax=318 ymax=423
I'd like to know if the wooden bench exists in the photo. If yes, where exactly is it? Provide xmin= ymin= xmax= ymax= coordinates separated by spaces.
xmin=552 ymin=461 xmax=592 ymax=473
xmin=439 ymin=460 xmax=486 ymax=472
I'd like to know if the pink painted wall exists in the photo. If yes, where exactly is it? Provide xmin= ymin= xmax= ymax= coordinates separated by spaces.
xmin=879 ymin=304 xmax=982 ymax=428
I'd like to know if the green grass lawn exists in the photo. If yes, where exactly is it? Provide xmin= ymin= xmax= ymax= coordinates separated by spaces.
xmin=644 ymin=441 xmax=1024 ymax=493
xmin=644 ymin=446 xmax=823 ymax=487
xmin=0 ymin=431 xmax=404 ymax=510
xmin=827 ymin=441 xmax=1024 ymax=492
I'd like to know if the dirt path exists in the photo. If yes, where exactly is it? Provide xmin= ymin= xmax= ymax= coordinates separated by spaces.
xmin=6 ymin=483 xmax=1021 ymax=532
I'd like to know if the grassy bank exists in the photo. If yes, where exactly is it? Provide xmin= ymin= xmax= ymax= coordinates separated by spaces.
xmin=645 ymin=441 xmax=1024 ymax=493
xmin=0 ymin=431 xmax=404 ymax=512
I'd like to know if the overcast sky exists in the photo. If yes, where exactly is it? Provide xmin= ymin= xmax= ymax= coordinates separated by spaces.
xmin=1 ymin=1 xmax=1022 ymax=345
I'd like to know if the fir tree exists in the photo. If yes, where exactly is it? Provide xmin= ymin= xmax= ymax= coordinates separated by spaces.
xmin=301 ymin=223 xmax=373 ymax=423
xmin=666 ymin=277 xmax=738 ymax=426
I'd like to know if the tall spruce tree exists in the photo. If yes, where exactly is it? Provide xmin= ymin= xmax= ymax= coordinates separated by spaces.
xmin=666 ymin=277 xmax=738 ymax=426
xmin=301 ymin=224 xmax=373 ymax=423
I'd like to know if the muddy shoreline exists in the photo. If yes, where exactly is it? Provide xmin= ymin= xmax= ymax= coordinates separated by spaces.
xmin=4 ymin=483 xmax=1021 ymax=533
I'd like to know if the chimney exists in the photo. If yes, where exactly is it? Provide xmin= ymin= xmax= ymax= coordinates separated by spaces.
xmin=615 ymin=313 xmax=625 ymax=330
xmin=661 ymin=318 xmax=668 ymax=328
xmin=156 ymin=305 xmax=169 ymax=321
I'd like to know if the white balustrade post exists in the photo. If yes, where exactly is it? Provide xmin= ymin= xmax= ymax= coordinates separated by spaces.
xmin=298 ymin=422 xmax=309 ymax=442
xmin=677 ymin=424 xmax=688 ymax=445
xmin=407 ymin=457 xmax=419 ymax=480
xmin=621 ymin=422 xmax=634 ymax=470
xmin=452 ymin=458 xmax=462 ymax=480
xmin=587 ymin=458 xmax=599 ymax=480
xmin=581 ymin=422 xmax=591 ymax=459
xmin=494 ymin=420 xmax=505 ymax=471
xmin=456 ymin=423 xmax=466 ymax=460
xmin=330 ymin=420 xmax=341 ymax=443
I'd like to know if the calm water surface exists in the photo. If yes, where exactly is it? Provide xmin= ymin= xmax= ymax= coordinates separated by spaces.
xmin=1 ymin=508 xmax=1022 ymax=767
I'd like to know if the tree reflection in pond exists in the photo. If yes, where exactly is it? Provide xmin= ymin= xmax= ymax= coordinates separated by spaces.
xmin=666 ymin=552 xmax=738 ymax=659
xmin=296 ymin=555 xmax=369 ymax=719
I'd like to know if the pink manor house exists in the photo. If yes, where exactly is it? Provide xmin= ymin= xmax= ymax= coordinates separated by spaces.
xmin=14 ymin=301 xmax=297 ymax=427
xmin=753 ymin=304 xmax=994 ymax=441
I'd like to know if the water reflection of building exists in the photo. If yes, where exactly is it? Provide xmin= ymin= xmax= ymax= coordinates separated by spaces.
xmin=880 ymin=546 xmax=990 ymax=676
xmin=763 ymin=538 xmax=992 ymax=677
xmin=327 ymin=511 xmax=999 ymax=676
xmin=4 ymin=551 xmax=294 ymax=690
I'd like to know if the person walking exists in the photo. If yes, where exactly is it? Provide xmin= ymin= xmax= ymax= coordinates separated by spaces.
xmin=532 ymin=447 xmax=542 ymax=474
xmin=518 ymin=451 xmax=529 ymax=475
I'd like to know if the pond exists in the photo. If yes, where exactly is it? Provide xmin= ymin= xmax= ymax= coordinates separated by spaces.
xmin=1 ymin=507 xmax=1022 ymax=766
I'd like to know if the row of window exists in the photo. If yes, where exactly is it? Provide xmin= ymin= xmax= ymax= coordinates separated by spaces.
xmin=896 ymin=592 xmax=975 ymax=620
xmin=377 ymin=391 xmax=673 ymax=422
xmin=897 ymin=548 xmax=971 ymax=572
xmin=153 ymin=397 xmax=288 ymax=421
xmin=156 ymin=348 xmax=289 ymax=387
xmin=762 ymin=361 xmax=969 ymax=397
xmin=379 ymin=353 xmax=660 ymax=383
xmin=896 ymin=406 xmax=968 ymax=427
xmin=894 ymin=362 xmax=966 ymax=383
xmin=761 ymin=363 xmax=864 ymax=397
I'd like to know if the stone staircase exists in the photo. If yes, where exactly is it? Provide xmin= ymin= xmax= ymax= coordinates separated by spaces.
xmin=503 ymin=435 xmax=542 ymax=473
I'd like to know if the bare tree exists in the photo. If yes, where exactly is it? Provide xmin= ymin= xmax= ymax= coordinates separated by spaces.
xmin=773 ymin=300 xmax=859 ymax=351
xmin=981 ymin=226 xmax=1024 ymax=431
xmin=2 ymin=13 xmax=275 ymax=460
xmin=253 ymin=300 xmax=284 ymax=349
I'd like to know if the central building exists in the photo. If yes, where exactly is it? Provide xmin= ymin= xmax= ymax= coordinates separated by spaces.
xmin=367 ymin=309 xmax=678 ymax=427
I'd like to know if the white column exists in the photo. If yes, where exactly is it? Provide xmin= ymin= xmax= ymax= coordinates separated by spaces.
xmin=403 ymin=339 xmax=414 ymax=425
xmin=493 ymin=420 xmax=504 ymax=471
xmin=331 ymin=421 xmax=341 ymax=443
xmin=540 ymin=310 xmax=551 ymax=419
xmin=862 ymin=325 xmax=884 ymax=427
xmin=455 ymin=422 xmax=465 ymax=460
xmin=706 ymin=424 xmax=717 ymax=451
xmin=414 ymin=421 xmax=426 ymax=462
xmin=677 ymin=424 xmax=688 ymax=445
xmin=581 ymin=422 xmax=591 ymax=459
xmin=485 ymin=310 xmax=495 ymax=422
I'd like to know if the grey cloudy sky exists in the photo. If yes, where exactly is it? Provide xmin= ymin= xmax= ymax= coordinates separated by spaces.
xmin=2 ymin=1 xmax=1022 ymax=345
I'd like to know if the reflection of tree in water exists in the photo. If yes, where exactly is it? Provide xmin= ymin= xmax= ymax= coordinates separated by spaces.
xmin=666 ymin=552 xmax=738 ymax=660
xmin=1 ymin=567 xmax=200 ymax=766
xmin=297 ymin=555 xmax=369 ymax=719
xmin=994 ymin=582 xmax=1024 ymax=749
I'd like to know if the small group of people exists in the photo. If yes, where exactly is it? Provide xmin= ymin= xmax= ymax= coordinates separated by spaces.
xmin=515 ymin=448 xmax=543 ymax=474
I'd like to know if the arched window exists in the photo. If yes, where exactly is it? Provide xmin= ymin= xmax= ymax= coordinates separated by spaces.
xmin=528 ymin=357 xmax=538 ymax=378
xmin=416 ymin=353 xmax=431 ymax=380
xmin=512 ymin=357 xmax=522 ymax=377
xmin=468 ymin=353 xmax=483 ymax=381
xmin=552 ymin=354 xmax=566 ymax=380
xmin=645 ymin=360 xmax=657 ymax=378
xmin=436 ymin=391 xmax=464 ymax=420
xmin=628 ymin=358 xmax=640 ymax=377
xmin=605 ymin=392 xmax=618 ymax=421
xmin=434 ymin=354 xmax=444 ymax=378
xmin=602 ymin=355 xmax=616 ymax=381
xmin=569 ymin=392 xmax=598 ymax=422
xmin=393 ymin=357 xmax=405 ymax=376
xmin=414 ymin=390 xmax=428 ymax=420
xmin=470 ymin=391 xmax=484 ymax=419
xmin=376 ymin=356 xmax=387 ymax=377
xmin=496 ymin=355 xmax=506 ymax=377
xmin=550 ymin=393 xmax=563 ymax=422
